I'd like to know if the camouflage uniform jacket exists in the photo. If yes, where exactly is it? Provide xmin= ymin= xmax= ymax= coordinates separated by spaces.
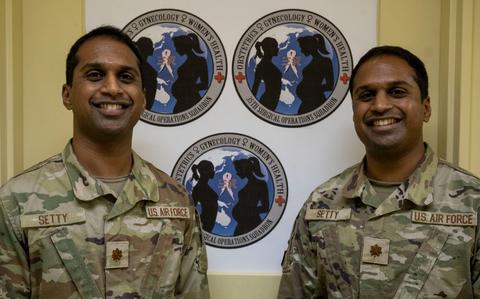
xmin=278 ymin=145 xmax=480 ymax=299
xmin=0 ymin=143 xmax=210 ymax=299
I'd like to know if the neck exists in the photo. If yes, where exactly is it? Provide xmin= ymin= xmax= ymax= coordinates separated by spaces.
xmin=365 ymin=143 xmax=425 ymax=182
xmin=71 ymin=136 xmax=133 ymax=177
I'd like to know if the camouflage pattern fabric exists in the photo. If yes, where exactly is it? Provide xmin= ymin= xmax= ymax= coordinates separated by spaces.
xmin=0 ymin=142 xmax=210 ymax=299
xmin=278 ymin=145 xmax=480 ymax=299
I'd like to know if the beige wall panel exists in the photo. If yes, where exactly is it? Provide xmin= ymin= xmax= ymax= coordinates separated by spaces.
xmin=1 ymin=0 xmax=6 ymax=183
xmin=209 ymin=273 xmax=281 ymax=299
xmin=378 ymin=0 xmax=441 ymax=155
xmin=470 ymin=0 xmax=480 ymax=174
xmin=22 ymin=0 xmax=83 ymax=168
xmin=1 ymin=0 xmax=23 ymax=184
xmin=457 ymin=0 xmax=474 ymax=171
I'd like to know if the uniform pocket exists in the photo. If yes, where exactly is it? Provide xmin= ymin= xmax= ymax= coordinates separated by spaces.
xmin=315 ymin=224 xmax=357 ymax=299
xmin=393 ymin=228 xmax=448 ymax=299
xmin=140 ymin=220 xmax=183 ymax=298
xmin=26 ymin=224 xmax=101 ymax=299
xmin=50 ymin=227 xmax=103 ymax=299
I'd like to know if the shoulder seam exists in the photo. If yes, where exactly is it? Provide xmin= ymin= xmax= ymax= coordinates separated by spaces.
xmin=0 ymin=196 xmax=25 ymax=245
xmin=437 ymin=158 xmax=480 ymax=180
xmin=13 ymin=154 xmax=63 ymax=179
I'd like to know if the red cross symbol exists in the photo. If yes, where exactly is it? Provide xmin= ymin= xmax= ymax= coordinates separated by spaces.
xmin=235 ymin=72 xmax=246 ymax=83
xmin=340 ymin=73 xmax=350 ymax=84
xmin=214 ymin=71 xmax=225 ymax=83
xmin=275 ymin=195 xmax=285 ymax=207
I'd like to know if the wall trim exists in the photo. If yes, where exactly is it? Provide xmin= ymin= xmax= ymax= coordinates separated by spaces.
xmin=208 ymin=272 xmax=281 ymax=299
xmin=1 ymin=0 xmax=23 ymax=185
xmin=438 ymin=0 xmax=479 ymax=174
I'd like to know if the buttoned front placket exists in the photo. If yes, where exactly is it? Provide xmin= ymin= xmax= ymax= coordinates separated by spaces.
xmin=102 ymin=153 xmax=160 ymax=297
xmin=103 ymin=176 xmax=154 ymax=296
xmin=64 ymin=144 xmax=160 ymax=298
xmin=339 ymin=147 xmax=438 ymax=298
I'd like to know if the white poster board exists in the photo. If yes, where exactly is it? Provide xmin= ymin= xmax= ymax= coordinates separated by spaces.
xmin=86 ymin=0 xmax=376 ymax=273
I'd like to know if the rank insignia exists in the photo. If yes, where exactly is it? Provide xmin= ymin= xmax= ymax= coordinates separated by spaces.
xmin=370 ymin=244 xmax=382 ymax=257
xmin=111 ymin=248 xmax=123 ymax=262
xmin=106 ymin=241 xmax=129 ymax=269
xmin=362 ymin=236 xmax=389 ymax=265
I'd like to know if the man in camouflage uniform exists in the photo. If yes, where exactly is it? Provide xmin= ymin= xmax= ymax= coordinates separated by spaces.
xmin=278 ymin=46 xmax=480 ymax=298
xmin=0 ymin=26 xmax=210 ymax=298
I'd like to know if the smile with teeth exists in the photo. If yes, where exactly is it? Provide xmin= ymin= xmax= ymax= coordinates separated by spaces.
xmin=99 ymin=103 xmax=124 ymax=110
xmin=372 ymin=118 xmax=397 ymax=126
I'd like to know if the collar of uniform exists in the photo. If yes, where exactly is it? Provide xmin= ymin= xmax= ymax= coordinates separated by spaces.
xmin=341 ymin=144 xmax=437 ymax=208
xmin=63 ymin=142 xmax=106 ymax=201
xmin=128 ymin=150 xmax=159 ymax=203
xmin=403 ymin=144 xmax=437 ymax=206
xmin=62 ymin=142 xmax=159 ymax=205
xmin=341 ymin=159 xmax=368 ymax=200
xmin=106 ymin=151 xmax=159 ymax=220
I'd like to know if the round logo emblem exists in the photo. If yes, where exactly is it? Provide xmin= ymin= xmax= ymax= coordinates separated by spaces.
xmin=233 ymin=9 xmax=352 ymax=127
xmin=172 ymin=133 xmax=288 ymax=248
xmin=123 ymin=9 xmax=227 ymax=126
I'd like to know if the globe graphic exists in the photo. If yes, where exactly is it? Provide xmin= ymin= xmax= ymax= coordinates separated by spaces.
xmin=134 ymin=24 xmax=214 ymax=114
xmin=246 ymin=24 xmax=339 ymax=115
xmin=184 ymin=147 xmax=274 ymax=237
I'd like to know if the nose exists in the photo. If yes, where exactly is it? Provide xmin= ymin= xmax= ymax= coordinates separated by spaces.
xmin=371 ymin=91 xmax=392 ymax=112
xmin=101 ymin=74 xmax=122 ymax=96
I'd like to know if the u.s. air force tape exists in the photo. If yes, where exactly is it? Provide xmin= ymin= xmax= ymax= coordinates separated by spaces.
xmin=20 ymin=210 xmax=86 ymax=228
xmin=411 ymin=210 xmax=477 ymax=226
xmin=305 ymin=208 xmax=351 ymax=221
xmin=145 ymin=206 xmax=191 ymax=219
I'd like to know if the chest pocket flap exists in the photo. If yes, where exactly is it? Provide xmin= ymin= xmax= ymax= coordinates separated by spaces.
xmin=393 ymin=228 xmax=448 ymax=299
xmin=50 ymin=227 xmax=103 ymax=299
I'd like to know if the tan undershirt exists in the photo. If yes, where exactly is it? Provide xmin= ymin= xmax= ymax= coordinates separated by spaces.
xmin=96 ymin=175 xmax=129 ymax=198
xmin=368 ymin=178 xmax=402 ymax=201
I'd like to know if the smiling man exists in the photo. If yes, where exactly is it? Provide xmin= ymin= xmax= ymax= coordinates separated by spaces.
xmin=0 ymin=26 xmax=209 ymax=298
xmin=277 ymin=46 xmax=480 ymax=298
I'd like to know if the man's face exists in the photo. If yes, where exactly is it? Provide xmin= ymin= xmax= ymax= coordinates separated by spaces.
xmin=62 ymin=36 xmax=145 ymax=142
xmin=351 ymin=55 xmax=431 ymax=155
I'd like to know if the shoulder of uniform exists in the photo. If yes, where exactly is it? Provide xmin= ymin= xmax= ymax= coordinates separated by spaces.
xmin=143 ymin=160 xmax=191 ymax=203
xmin=437 ymin=158 xmax=480 ymax=182
xmin=143 ymin=161 xmax=179 ymax=185
xmin=311 ymin=163 xmax=360 ymax=194
xmin=304 ymin=163 xmax=360 ymax=206
xmin=10 ymin=153 xmax=63 ymax=181
xmin=0 ymin=153 xmax=64 ymax=196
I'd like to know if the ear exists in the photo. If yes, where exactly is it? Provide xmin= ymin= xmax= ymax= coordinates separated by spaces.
xmin=142 ymin=88 xmax=147 ymax=109
xmin=423 ymin=96 xmax=431 ymax=122
xmin=62 ymin=84 xmax=73 ymax=110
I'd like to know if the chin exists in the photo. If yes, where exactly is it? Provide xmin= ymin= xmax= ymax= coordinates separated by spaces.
xmin=364 ymin=141 xmax=401 ymax=154
xmin=97 ymin=127 xmax=132 ymax=139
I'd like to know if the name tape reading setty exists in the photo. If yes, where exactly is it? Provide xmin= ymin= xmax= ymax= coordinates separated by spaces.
xmin=305 ymin=208 xmax=351 ymax=221
xmin=20 ymin=210 xmax=86 ymax=228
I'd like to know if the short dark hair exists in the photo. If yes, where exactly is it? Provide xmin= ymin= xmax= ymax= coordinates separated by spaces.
xmin=349 ymin=46 xmax=429 ymax=100
xmin=65 ymin=25 xmax=144 ymax=86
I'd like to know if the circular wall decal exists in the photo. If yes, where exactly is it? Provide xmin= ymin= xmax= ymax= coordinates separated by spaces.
xmin=172 ymin=133 xmax=288 ymax=248
xmin=123 ymin=9 xmax=227 ymax=126
xmin=233 ymin=9 xmax=352 ymax=127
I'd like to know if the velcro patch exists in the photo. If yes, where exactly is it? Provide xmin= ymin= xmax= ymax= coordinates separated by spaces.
xmin=362 ymin=237 xmax=390 ymax=265
xmin=411 ymin=210 xmax=477 ymax=226
xmin=106 ymin=241 xmax=129 ymax=269
xmin=146 ymin=206 xmax=190 ymax=219
xmin=305 ymin=208 xmax=351 ymax=221
xmin=20 ymin=210 xmax=86 ymax=228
